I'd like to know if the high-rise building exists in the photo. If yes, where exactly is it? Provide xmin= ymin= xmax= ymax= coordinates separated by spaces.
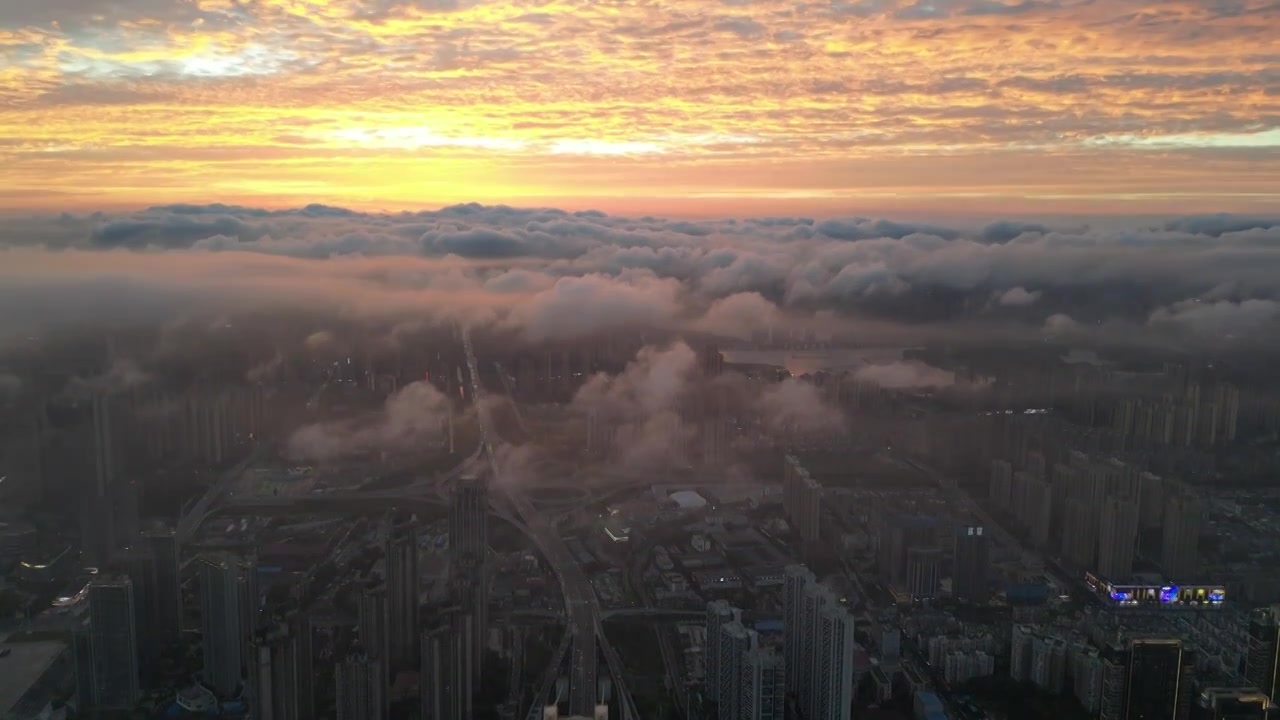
xmin=906 ymin=546 xmax=941 ymax=600
xmin=251 ymin=621 xmax=311 ymax=720
xmin=449 ymin=479 xmax=488 ymax=669
xmin=739 ymin=647 xmax=786 ymax=720
xmin=1194 ymin=688 xmax=1271 ymax=720
xmin=1019 ymin=472 xmax=1053 ymax=547
xmin=1030 ymin=637 xmax=1068 ymax=694
xmin=83 ymin=576 xmax=140 ymax=711
xmin=336 ymin=651 xmax=386 ymax=720
xmin=1246 ymin=606 xmax=1280 ymax=704
xmin=783 ymin=565 xmax=814 ymax=703
xmin=358 ymin=583 xmax=389 ymax=668
xmin=144 ymin=530 xmax=183 ymax=650
xmin=1074 ymin=649 xmax=1106 ymax=715
xmin=79 ymin=394 xmax=118 ymax=566
xmin=116 ymin=546 xmax=158 ymax=671
xmin=783 ymin=456 xmax=822 ymax=544
xmin=1139 ymin=472 xmax=1167 ymax=529
xmin=701 ymin=345 xmax=725 ymax=377
xmin=1123 ymin=638 xmax=1194 ymax=720
xmin=989 ymin=459 xmax=1013 ymax=511
xmin=1098 ymin=498 xmax=1139 ymax=580
xmin=953 ymin=526 xmax=990 ymax=604
xmin=421 ymin=609 xmax=475 ymax=720
xmin=1100 ymin=647 xmax=1127 ymax=720
xmin=72 ymin=621 xmax=96 ymax=712
xmin=1162 ymin=493 xmax=1202 ymax=580
xmin=1063 ymin=497 xmax=1098 ymax=568
xmin=813 ymin=604 xmax=856 ymax=720
xmin=1010 ymin=625 xmax=1034 ymax=682
xmin=784 ymin=566 xmax=854 ymax=720
xmin=449 ymin=479 xmax=488 ymax=561
xmin=238 ymin=552 xmax=261 ymax=673
xmin=199 ymin=554 xmax=246 ymax=697
xmin=706 ymin=600 xmax=740 ymax=701
xmin=717 ymin=620 xmax=757 ymax=719
xmin=385 ymin=526 xmax=420 ymax=670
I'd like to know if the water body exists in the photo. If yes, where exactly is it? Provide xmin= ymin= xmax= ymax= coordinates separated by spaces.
xmin=721 ymin=348 xmax=909 ymax=376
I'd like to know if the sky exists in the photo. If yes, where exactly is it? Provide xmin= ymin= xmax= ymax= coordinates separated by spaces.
xmin=1 ymin=0 xmax=1278 ymax=216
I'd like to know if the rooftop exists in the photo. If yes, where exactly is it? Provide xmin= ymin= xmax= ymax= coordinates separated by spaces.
xmin=0 ymin=640 xmax=65 ymax=714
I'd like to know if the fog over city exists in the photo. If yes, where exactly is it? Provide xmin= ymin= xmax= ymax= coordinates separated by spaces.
xmin=2 ymin=170 xmax=1280 ymax=720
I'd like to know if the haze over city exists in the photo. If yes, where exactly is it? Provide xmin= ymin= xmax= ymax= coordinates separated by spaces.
xmin=1 ymin=1 xmax=1280 ymax=720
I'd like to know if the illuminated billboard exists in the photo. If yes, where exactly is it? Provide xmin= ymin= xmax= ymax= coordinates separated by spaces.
xmin=1085 ymin=572 xmax=1225 ymax=607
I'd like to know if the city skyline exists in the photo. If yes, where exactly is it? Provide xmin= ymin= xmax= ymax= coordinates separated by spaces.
xmin=3 ymin=1 xmax=1280 ymax=718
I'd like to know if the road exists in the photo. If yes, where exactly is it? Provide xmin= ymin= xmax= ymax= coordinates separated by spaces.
xmin=461 ymin=327 xmax=638 ymax=720
xmin=176 ymin=443 xmax=273 ymax=542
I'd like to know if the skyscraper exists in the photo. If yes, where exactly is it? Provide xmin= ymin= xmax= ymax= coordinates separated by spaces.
xmin=1099 ymin=498 xmax=1139 ymax=580
xmin=739 ymin=647 xmax=786 ymax=720
xmin=85 ymin=576 xmax=141 ymax=711
xmin=421 ymin=609 xmax=475 ymax=720
xmin=199 ymin=554 xmax=246 ymax=697
xmin=116 ymin=545 xmax=160 ymax=670
xmin=813 ymin=604 xmax=856 ymax=720
xmin=1124 ymin=638 xmax=1194 ymax=720
xmin=1162 ymin=493 xmax=1202 ymax=580
xmin=449 ymin=479 xmax=488 ymax=561
xmin=336 ymin=651 xmax=387 ymax=720
xmin=238 ymin=553 xmax=261 ymax=673
xmin=783 ymin=565 xmax=814 ymax=703
xmin=783 ymin=456 xmax=822 ymax=544
xmin=953 ymin=526 xmax=990 ymax=604
xmin=989 ymin=459 xmax=1013 ymax=510
xmin=358 ymin=582 xmax=389 ymax=669
xmin=718 ymin=620 xmax=757 ymax=719
xmin=784 ymin=566 xmax=854 ymax=720
xmin=701 ymin=345 xmax=724 ymax=377
xmin=144 ymin=529 xmax=183 ymax=649
xmin=251 ymin=621 xmax=311 ymax=720
xmin=385 ymin=526 xmax=420 ymax=670
xmin=72 ymin=621 xmax=95 ymax=713
xmin=79 ymin=393 xmax=119 ymax=567
xmin=1246 ymin=606 xmax=1280 ymax=704
xmin=254 ymin=620 xmax=304 ymax=712
xmin=705 ymin=600 xmax=740 ymax=701
xmin=906 ymin=546 xmax=941 ymax=601
xmin=449 ymin=478 xmax=488 ymax=669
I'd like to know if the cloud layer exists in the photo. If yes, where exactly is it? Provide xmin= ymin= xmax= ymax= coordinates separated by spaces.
xmin=0 ymin=0 xmax=1277 ymax=211
xmin=4 ymin=203 xmax=1280 ymax=356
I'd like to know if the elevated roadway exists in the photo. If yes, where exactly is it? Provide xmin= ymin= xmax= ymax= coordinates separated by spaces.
xmin=462 ymin=328 xmax=638 ymax=720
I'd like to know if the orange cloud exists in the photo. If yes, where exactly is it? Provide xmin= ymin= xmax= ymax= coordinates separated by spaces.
xmin=0 ymin=0 xmax=1277 ymax=213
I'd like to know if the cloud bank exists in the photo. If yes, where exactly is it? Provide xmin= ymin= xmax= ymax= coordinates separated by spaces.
xmin=2 ymin=203 xmax=1280 ymax=357
xmin=571 ymin=341 xmax=848 ymax=468
xmin=286 ymin=380 xmax=459 ymax=462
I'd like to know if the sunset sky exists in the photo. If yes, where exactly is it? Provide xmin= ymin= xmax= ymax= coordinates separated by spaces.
xmin=2 ymin=0 xmax=1277 ymax=216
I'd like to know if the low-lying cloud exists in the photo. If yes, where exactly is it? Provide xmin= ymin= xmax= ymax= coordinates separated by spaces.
xmin=286 ymin=380 xmax=459 ymax=461
xmin=854 ymin=360 xmax=956 ymax=390
xmin=3 ymin=203 xmax=1280 ymax=356
xmin=572 ymin=342 xmax=848 ymax=469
